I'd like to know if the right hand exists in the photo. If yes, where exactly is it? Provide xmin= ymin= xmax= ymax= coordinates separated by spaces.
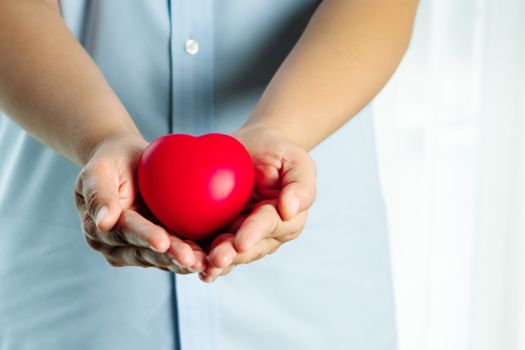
xmin=74 ymin=135 xmax=207 ymax=273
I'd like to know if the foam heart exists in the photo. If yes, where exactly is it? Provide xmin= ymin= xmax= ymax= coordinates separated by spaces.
xmin=137 ymin=133 xmax=254 ymax=240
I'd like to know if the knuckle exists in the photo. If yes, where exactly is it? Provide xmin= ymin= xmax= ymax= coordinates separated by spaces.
xmin=81 ymin=209 xmax=95 ymax=227
xmin=75 ymin=167 xmax=93 ymax=191
xmin=292 ymin=227 xmax=304 ymax=239
xmin=74 ymin=171 xmax=86 ymax=194
xmin=84 ymin=186 xmax=102 ymax=214
xmin=257 ymin=203 xmax=276 ymax=215
xmin=219 ymin=267 xmax=234 ymax=277
xmin=268 ymin=244 xmax=280 ymax=255
xmin=74 ymin=175 xmax=82 ymax=193
xmin=235 ymin=254 xmax=250 ymax=265
xmin=280 ymin=229 xmax=301 ymax=242
xmin=108 ymin=230 xmax=128 ymax=246
xmin=253 ymin=250 xmax=266 ymax=262
xmin=254 ymin=206 xmax=279 ymax=229
xmin=290 ymin=217 xmax=306 ymax=236
xmin=106 ymin=258 xmax=124 ymax=268
xmin=84 ymin=236 xmax=103 ymax=251
xmin=73 ymin=192 xmax=84 ymax=210
xmin=239 ymin=249 xmax=266 ymax=264
xmin=281 ymin=217 xmax=306 ymax=241
xmin=149 ymin=251 xmax=170 ymax=267
xmin=132 ymin=248 xmax=149 ymax=268
xmin=82 ymin=219 xmax=98 ymax=241
xmin=270 ymin=216 xmax=280 ymax=233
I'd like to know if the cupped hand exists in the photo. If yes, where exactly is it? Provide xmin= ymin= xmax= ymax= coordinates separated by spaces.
xmin=74 ymin=135 xmax=207 ymax=273
xmin=200 ymin=124 xmax=317 ymax=282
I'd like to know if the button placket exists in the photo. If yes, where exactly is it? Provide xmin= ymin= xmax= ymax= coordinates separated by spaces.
xmin=169 ymin=1 xmax=216 ymax=350
xmin=169 ymin=1 xmax=215 ymax=136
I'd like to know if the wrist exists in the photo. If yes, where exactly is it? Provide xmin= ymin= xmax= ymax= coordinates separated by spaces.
xmin=240 ymin=119 xmax=311 ymax=151
xmin=80 ymin=129 xmax=147 ymax=166
xmin=235 ymin=122 xmax=285 ymax=141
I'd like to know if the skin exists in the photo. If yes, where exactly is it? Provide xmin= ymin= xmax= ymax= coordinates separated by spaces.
xmin=0 ymin=0 xmax=419 ymax=281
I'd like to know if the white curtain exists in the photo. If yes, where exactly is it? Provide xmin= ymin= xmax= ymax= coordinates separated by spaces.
xmin=372 ymin=0 xmax=525 ymax=349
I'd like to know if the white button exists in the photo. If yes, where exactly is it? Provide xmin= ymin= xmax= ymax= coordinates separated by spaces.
xmin=184 ymin=39 xmax=199 ymax=55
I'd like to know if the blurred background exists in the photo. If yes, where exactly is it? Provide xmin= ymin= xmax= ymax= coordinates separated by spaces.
xmin=372 ymin=1 xmax=525 ymax=349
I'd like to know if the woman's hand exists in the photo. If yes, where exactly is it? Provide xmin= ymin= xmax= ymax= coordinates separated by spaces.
xmin=74 ymin=135 xmax=207 ymax=273
xmin=200 ymin=124 xmax=317 ymax=282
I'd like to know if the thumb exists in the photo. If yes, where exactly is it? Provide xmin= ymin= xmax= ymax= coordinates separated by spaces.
xmin=75 ymin=166 xmax=123 ymax=232
xmin=278 ymin=153 xmax=317 ymax=221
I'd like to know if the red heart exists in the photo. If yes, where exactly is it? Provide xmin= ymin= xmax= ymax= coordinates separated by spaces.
xmin=137 ymin=133 xmax=254 ymax=240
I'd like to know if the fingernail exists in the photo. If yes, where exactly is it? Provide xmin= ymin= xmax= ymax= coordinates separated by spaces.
xmin=95 ymin=206 xmax=108 ymax=226
xmin=200 ymin=273 xmax=215 ymax=283
xmin=289 ymin=197 xmax=300 ymax=217
xmin=149 ymin=245 xmax=162 ymax=253
xmin=159 ymin=239 xmax=171 ymax=252
xmin=223 ymin=255 xmax=234 ymax=267
xmin=149 ymin=239 xmax=169 ymax=253
xmin=237 ymin=238 xmax=255 ymax=252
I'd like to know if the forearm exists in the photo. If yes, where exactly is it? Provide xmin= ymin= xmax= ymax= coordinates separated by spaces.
xmin=0 ymin=0 xmax=142 ymax=166
xmin=244 ymin=0 xmax=419 ymax=150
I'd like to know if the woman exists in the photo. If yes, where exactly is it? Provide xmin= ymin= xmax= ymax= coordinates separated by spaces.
xmin=0 ymin=0 xmax=418 ymax=349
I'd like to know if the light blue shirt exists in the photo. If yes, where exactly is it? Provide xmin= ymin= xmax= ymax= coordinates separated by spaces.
xmin=0 ymin=1 xmax=397 ymax=349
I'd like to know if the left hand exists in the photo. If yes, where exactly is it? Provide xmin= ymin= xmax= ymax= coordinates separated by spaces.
xmin=200 ymin=124 xmax=317 ymax=282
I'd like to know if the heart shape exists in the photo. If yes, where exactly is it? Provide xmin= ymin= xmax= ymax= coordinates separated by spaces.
xmin=137 ymin=133 xmax=254 ymax=240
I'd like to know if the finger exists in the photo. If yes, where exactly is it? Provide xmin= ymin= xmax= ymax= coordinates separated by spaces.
xmin=166 ymin=236 xmax=196 ymax=269
xmin=234 ymin=202 xmax=280 ymax=252
xmin=85 ymin=235 xmax=104 ymax=252
xmin=201 ymin=258 xmax=237 ymax=282
xmin=105 ymin=245 xmax=151 ymax=268
xmin=114 ymin=209 xmax=171 ymax=252
xmin=217 ymin=264 xmax=235 ymax=278
xmin=104 ymin=246 xmax=184 ymax=272
xmin=79 ymin=206 xmax=130 ymax=252
xmin=225 ymin=214 xmax=247 ymax=233
xmin=278 ymin=152 xmax=317 ymax=220
xmin=138 ymin=248 xmax=194 ymax=274
xmin=185 ymin=240 xmax=207 ymax=273
xmin=139 ymin=248 xmax=175 ymax=268
xmin=200 ymin=234 xmax=236 ymax=281
xmin=253 ymin=163 xmax=281 ymax=198
xmin=208 ymin=234 xmax=237 ymax=269
xmin=75 ymin=164 xmax=123 ymax=232
xmin=199 ymin=266 xmax=222 ymax=283
xmin=77 ymin=204 xmax=99 ymax=242
xmin=76 ymin=194 xmax=130 ymax=247
xmin=234 ymin=238 xmax=281 ymax=265
xmin=204 ymin=238 xmax=281 ymax=281
xmin=273 ymin=210 xmax=308 ymax=243
xmin=200 ymin=263 xmax=236 ymax=283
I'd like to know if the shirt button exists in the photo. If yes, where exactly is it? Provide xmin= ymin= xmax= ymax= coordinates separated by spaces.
xmin=184 ymin=39 xmax=200 ymax=55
